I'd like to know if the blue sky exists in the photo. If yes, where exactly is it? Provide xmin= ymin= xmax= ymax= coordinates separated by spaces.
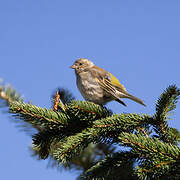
xmin=0 ymin=1 xmax=180 ymax=179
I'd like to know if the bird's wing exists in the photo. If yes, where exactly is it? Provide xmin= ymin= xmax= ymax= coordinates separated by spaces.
xmin=107 ymin=73 xmax=127 ymax=93
xmin=90 ymin=66 xmax=127 ymax=103
xmin=97 ymin=71 xmax=128 ymax=94
xmin=89 ymin=66 xmax=145 ymax=106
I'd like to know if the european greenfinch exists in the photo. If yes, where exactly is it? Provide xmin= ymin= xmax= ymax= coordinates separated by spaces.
xmin=70 ymin=58 xmax=145 ymax=106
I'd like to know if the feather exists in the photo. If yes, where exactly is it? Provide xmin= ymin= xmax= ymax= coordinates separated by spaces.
xmin=115 ymin=99 xmax=127 ymax=106
xmin=107 ymin=73 xmax=127 ymax=93
xmin=125 ymin=93 xmax=146 ymax=106
xmin=93 ymin=68 xmax=146 ymax=106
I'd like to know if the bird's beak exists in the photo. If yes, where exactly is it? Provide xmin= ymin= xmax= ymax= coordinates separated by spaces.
xmin=70 ymin=65 xmax=76 ymax=69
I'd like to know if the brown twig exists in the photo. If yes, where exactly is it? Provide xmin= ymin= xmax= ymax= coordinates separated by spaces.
xmin=53 ymin=91 xmax=60 ymax=112
xmin=138 ymin=127 xmax=149 ymax=138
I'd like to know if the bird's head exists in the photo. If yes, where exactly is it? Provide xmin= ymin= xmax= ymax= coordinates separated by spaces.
xmin=70 ymin=58 xmax=94 ymax=73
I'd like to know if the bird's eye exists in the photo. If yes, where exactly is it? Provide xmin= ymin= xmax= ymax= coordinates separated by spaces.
xmin=79 ymin=63 xmax=82 ymax=66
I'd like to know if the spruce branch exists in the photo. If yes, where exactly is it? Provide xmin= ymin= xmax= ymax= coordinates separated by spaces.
xmin=80 ymin=151 xmax=137 ymax=180
xmin=153 ymin=85 xmax=180 ymax=143
xmin=137 ymin=159 xmax=180 ymax=180
xmin=9 ymin=101 xmax=69 ymax=130
xmin=118 ymin=133 xmax=180 ymax=160
xmin=32 ymin=129 xmax=61 ymax=159
xmin=166 ymin=127 xmax=180 ymax=145
xmin=31 ymin=101 xmax=114 ymax=160
xmin=118 ymin=132 xmax=180 ymax=179
xmin=32 ymin=122 xmax=93 ymax=160
xmin=93 ymin=113 xmax=150 ymax=131
xmin=66 ymin=100 xmax=112 ymax=120
xmin=36 ymin=143 xmax=117 ymax=176
xmin=0 ymin=83 xmax=23 ymax=105
xmin=1 ymin=80 xmax=180 ymax=179
xmin=53 ymin=128 xmax=97 ymax=163
xmin=52 ymin=113 xmax=150 ymax=163
xmin=31 ymin=101 xmax=111 ymax=160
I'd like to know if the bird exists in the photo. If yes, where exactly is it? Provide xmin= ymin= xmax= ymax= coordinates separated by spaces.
xmin=70 ymin=58 xmax=146 ymax=106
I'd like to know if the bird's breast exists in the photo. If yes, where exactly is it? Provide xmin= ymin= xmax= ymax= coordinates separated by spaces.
xmin=76 ymin=72 xmax=108 ymax=104
xmin=76 ymin=72 xmax=101 ymax=93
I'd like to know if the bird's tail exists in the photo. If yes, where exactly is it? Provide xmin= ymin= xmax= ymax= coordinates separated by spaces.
xmin=126 ymin=93 xmax=146 ymax=106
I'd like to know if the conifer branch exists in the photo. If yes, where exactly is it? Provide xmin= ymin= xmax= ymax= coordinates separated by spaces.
xmin=93 ymin=113 xmax=150 ymax=136
xmin=137 ymin=159 xmax=180 ymax=180
xmin=153 ymin=85 xmax=180 ymax=143
xmin=31 ymin=101 xmax=111 ymax=160
xmin=53 ymin=128 xmax=97 ymax=163
xmin=10 ymin=101 xmax=69 ymax=129
xmin=80 ymin=152 xmax=137 ymax=180
xmin=118 ymin=132 xmax=180 ymax=160
xmin=1 ymin=81 xmax=180 ymax=179
xmin=66 ymin=100 xmax=112 ymax=120
xmin=0 ymin=83 xmax=23 ymax=105
xmin=52 ymin=113 xmax=150 ymax=163
xmin=119 ymin=133 xmax=180 ymax=179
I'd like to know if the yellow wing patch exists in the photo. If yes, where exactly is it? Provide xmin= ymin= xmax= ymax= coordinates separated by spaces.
xmin=108 ymin=73 xmax=127 ymax=92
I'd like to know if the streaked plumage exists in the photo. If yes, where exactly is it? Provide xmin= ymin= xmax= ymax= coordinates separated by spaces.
xmin=70 ymin=58 xmax=146 ymax=106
